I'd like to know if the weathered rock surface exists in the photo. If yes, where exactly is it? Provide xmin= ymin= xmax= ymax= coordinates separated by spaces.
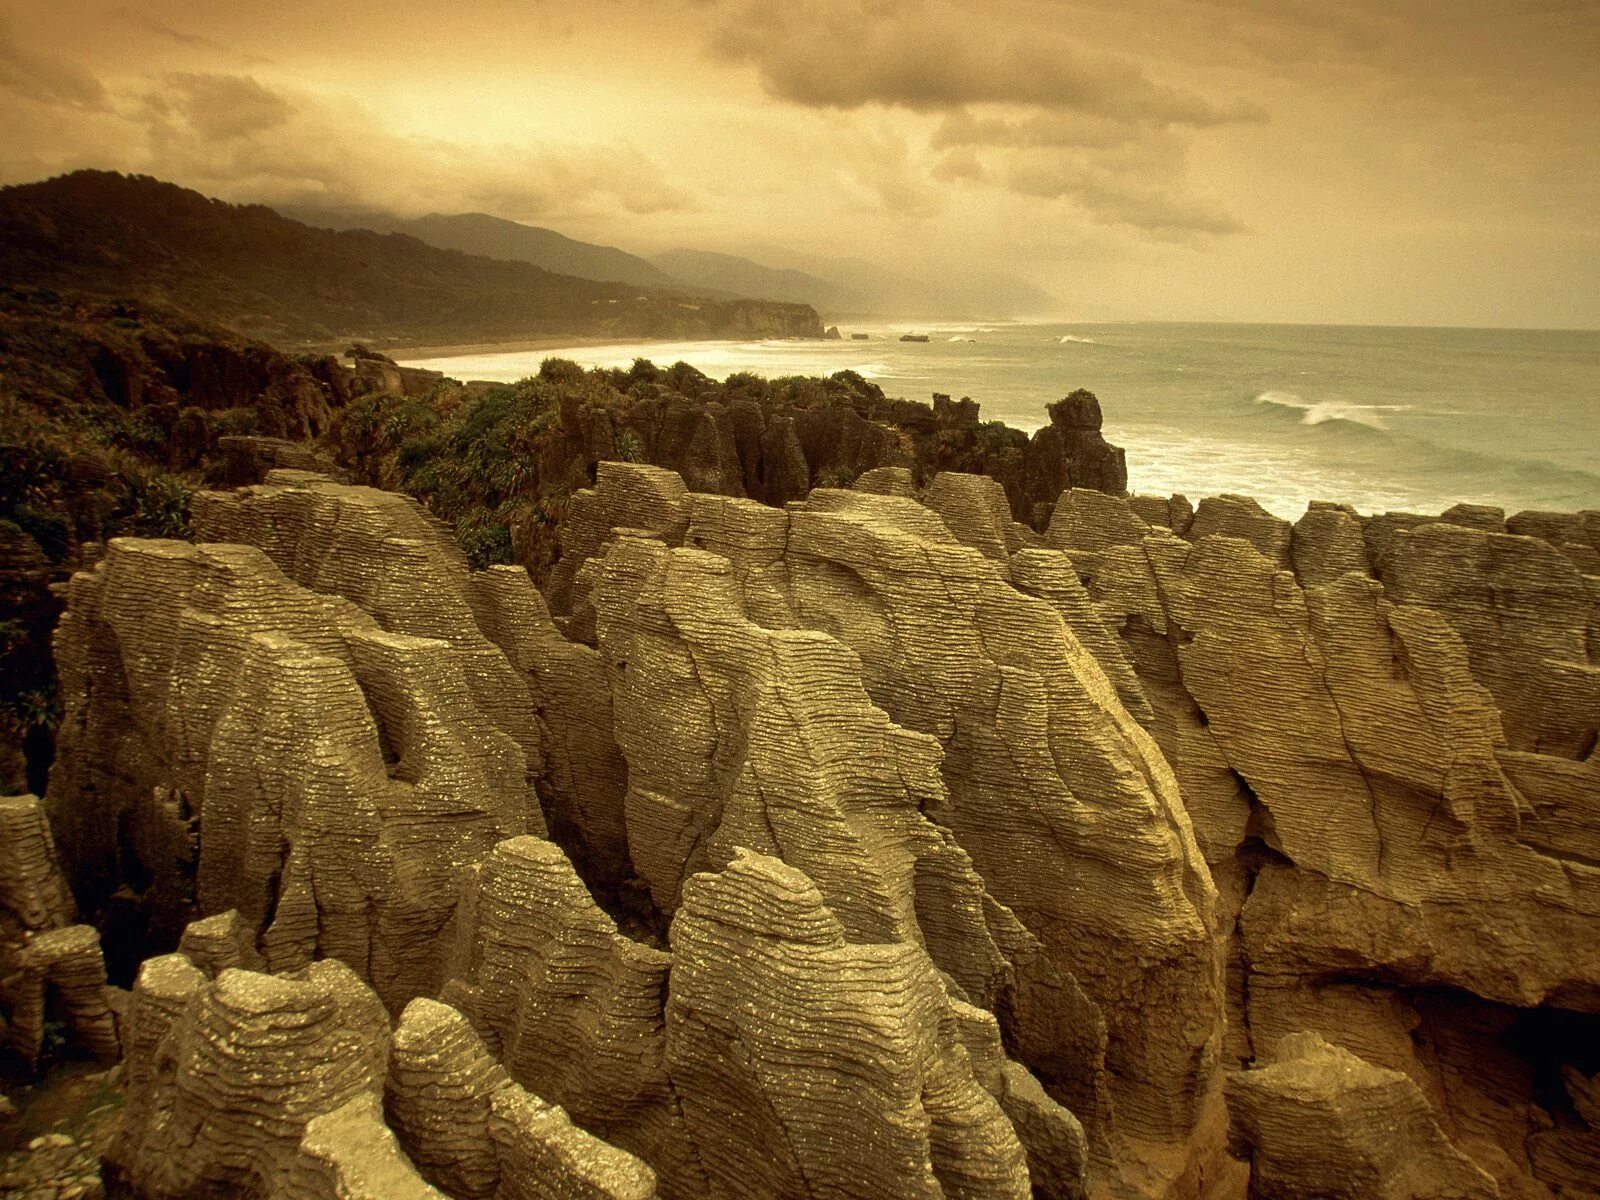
xmin=1227 ymin=1032 xmax=1499 ymax=1199
xmin=44 ymin=528 xmax=539 ymax=1004
xmin=386 ymin=996 xmax=658 ymax=1200
xmin=1379 ymin=521 xmax=1600 ymax=757
xmin=115 ymin=956 xmax=392 ymax=1197
xmin=113 ymin=939 xmax=657 ymax=1200
xmin=441 ymin=836 xmax=690 ymax=1190
xmin=549 ymin=465 xmax=1223 ymax=1193
xmin=666 ymin=849 xmax=1031 ymax=1199
xmin=37 ymin=463 xmax=1600 ymax=1200
xmin=504 ymin=380 xmax=1128 ymax=584
xmin=1045 ymin=485 xmax=1600 ymax=1197
xmin=0 ymin=793 xmax=118 ymax=1066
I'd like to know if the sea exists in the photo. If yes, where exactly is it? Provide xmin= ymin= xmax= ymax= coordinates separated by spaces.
xmin=401 ymin=321 xmax=1600 ymax=520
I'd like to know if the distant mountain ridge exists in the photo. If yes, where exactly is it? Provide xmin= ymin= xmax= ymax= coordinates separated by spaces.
xmin=0 ymin=172 xmax=823 ymax=347
xmin=649 ymin=248 xmax=848 ymax=310
xmin=286 ymin=207 xmax=850 ymax=310
xmin=281 ymin=206 xmax=682 ymax=292
xmin=288 ymin=204 xmax=1057 ymax=319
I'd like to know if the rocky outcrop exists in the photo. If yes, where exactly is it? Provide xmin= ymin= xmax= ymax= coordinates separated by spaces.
xmin=547 ymin=465 xmax=1223 ymax=1193
xmin=401 ymin=375 xmax=1134 ymax=585
xmin=1227 ymin=1033 xmax=1499 ymax=1199
xmin=44 ymin=525 xmax=541 ymax=1004
xmin=440 ymin=836 xmax=690 ymax=1188
xmin=386 ymin=996 xmax=658 ymax=1200
xmin=114 ymin=942 xmax=657 ymax=1200
xmin=666 ymin=849 xmax=1031 ymax=1199
xmin=1046 ymin=485 xmax=1600 ymax=1198
xmin=38 ymin=462 xmax=1600 ymax=1199
xmin=0 ymin=793 xmax=118 ymax=1067
xmin=114 ymin=956 xmax=393 ymax=1197
xmin=1378 ymin=521 xmax=1600 ymax=757
xmin=1014 ymin=391 xmax=1129 ymax=525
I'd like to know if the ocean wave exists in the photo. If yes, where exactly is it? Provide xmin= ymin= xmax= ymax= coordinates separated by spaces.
xmin=1244 ymin=392 xmax=1600 ymax=505
xmin=948 ymin=336 xmax=977 ymax=343
xmin=1254 ymin=390 xmax=1410 ymax=430
xmin=1058 ymin=334 xmax=1098 ymax=344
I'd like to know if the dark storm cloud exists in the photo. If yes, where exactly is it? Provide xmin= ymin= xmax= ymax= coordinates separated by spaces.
xmin=145 ymin=73 xmax=293 ymax=142
xmin=0 ymin=15 xmax=108 ymax=109
xmin=703 ymin=0 xmax=1260 ymax=238
xmin=1006 ymin=153 xmax=1245 ymax=238
xmin=933 ymin=111 xmax=1138 ymax=151
xmin=709 ymin=0 xmax=1261 ymax=126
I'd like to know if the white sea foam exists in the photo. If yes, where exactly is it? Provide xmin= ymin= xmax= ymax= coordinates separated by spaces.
xmin=1254 ymin=390 xmax=1410 ymax=430
xmin=886 ymin=322 xmax=996 ymax=334
xmin=404 ymin=339 xmax=897 ymax=382
xmin=1058 ymin=334 xmax=1098 ymax=344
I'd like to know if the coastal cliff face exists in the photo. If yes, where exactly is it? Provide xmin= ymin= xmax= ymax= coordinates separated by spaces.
xmin=23 ymin=458 xmax=1600 ymax=1199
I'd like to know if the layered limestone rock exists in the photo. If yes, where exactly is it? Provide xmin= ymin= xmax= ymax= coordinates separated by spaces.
xmin=591 ymin=532 xmax=1021 ymax=1002
xmin=0 ymin=793 xmax=73 ymax=931
xmin=191 ymin=471 xmax=636 ymax=889
xmin=386 ymin=997 xmax=657 ymax=1200
xmin=0 ymin=793 xmax=118 ymax=1066
xmin=116 ymin=945 xmax=655 ymax=1200
xmin=547 ymin=465 xmax=1224 ymax=1192
xmin=1378 ymin=520 xmax=1600 ymax=757
xmin=665 ymin=849 xmax=1032 ymax=1199
xmin=1227 ymin=1033 xmax=1499 ymax=1199
xmin=441 ymin=836 xmax=694 ymax=1192
xmin=114 ymin=957 xmax=394 ymax=1197
xmin=1045 ymin=485 xmax=1600 ymax=1197
xmin=387 ymin=998 xmax=511 ymax=1199
xmin=1506 ymin=509 xmax=1600 ymax=574
xmin=189 ymin=472 xmax=546 ymax=775
xmin=45 ymin=532 xmax=537 ymax=1005
xmin=920 ymin=471 xmax=1041 ymax=563
xmin=41 ymin=460 xmax=1600 ymax=1199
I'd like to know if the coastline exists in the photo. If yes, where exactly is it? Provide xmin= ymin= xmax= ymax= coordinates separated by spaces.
xmin=339 ymin=334 xmax=677 ymax=359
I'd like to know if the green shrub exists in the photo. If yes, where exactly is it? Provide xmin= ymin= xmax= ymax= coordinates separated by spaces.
xmin=538 ymin=357 xmax=585 ymax=385
xmin=455 ymin=516 xmax=513 ymax=569
xmin=8 ymin=504 xmax=71 ymax=561
xmin=111 ymin=466 xmax=192 ymax=539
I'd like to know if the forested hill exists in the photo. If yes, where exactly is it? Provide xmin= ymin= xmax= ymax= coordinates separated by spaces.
xmin=0 ymin=172 xmax=823 ymax=348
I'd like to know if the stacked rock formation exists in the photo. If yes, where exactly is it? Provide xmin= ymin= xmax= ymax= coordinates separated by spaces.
xmin=32 ymin=462 xmax=1600 ymax=1199
xmin=0 ymin=793 xmax=119 ymax=1067
xmin=1042 ymin=486 xmax=1600 ymax=1197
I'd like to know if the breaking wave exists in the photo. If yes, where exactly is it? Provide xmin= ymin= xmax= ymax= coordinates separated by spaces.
xmin=1253 ymin=390 xmax=1410 ymax=430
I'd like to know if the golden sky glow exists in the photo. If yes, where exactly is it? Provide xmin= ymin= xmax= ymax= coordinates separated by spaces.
xmin=3 ymin=0 xmax=1596 ymax=326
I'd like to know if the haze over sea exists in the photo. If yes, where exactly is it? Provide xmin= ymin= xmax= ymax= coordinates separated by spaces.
xmin=405 ymin=322 xmax=1600 ymax=519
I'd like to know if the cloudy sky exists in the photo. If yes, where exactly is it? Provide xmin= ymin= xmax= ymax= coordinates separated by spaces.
xmin=3 ymin=0 xmax=1596 ymax=327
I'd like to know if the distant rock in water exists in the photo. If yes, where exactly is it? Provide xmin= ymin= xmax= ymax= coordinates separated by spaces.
xmin=36 ymin=459 xmax=1597 ymax=1198
xmin=823 ymin=324 xmax=842 ymax=339
xmin=851 ymin=331 xmax=870 ymax=339
xmin=899 ymin=332 xmax=931 ymax=342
